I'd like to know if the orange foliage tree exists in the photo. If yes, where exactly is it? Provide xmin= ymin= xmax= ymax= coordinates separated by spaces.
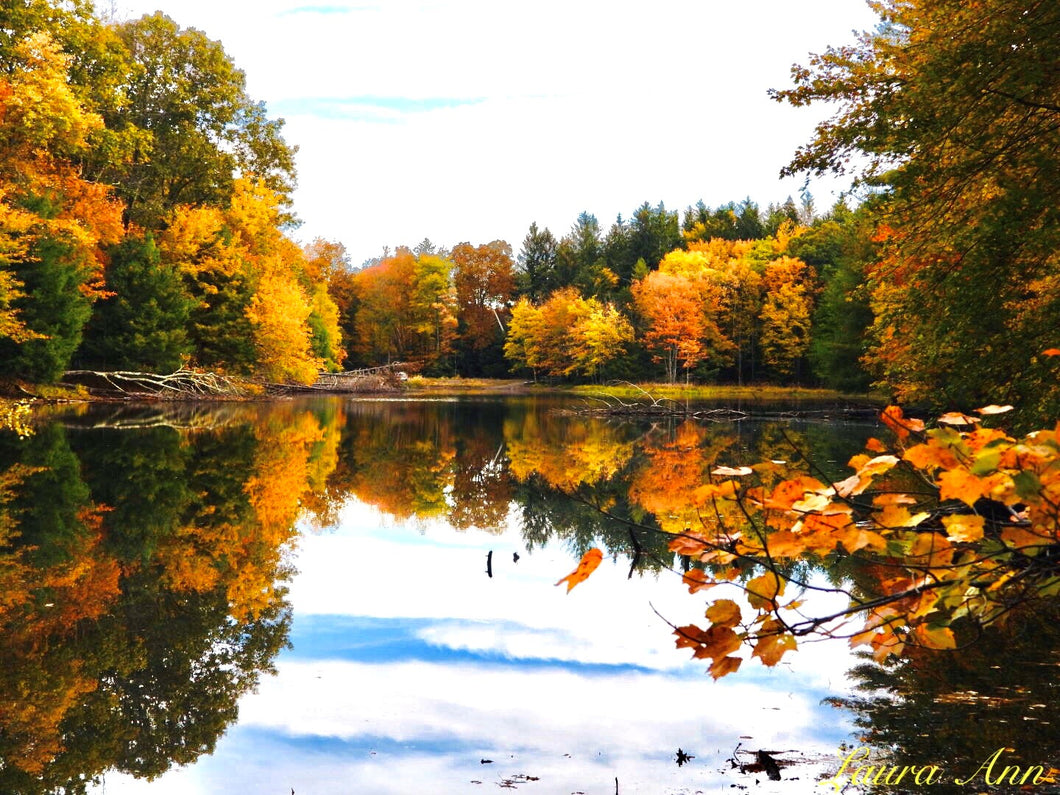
xmin=632 ymin=270 xmax=732 ymax=382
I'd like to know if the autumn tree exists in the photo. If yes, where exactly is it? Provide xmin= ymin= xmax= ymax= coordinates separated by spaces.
xmin=632 ymin=270 xmax=732 ymax=383
xmin=0 ymin=32 xmax=123 ymax=382
xmin=503 ymin=287 xmax=632 ymax=380
xmin=757 ymin=256 xmax=816 ymax=380
xmin=451 ymin=240 xmax=516 ymax=375
xmin=773 ymin=0 xmax=1060 ymax=420
xmin=350 ymin=248 xmax=457 ymax=372
xmin=158 ymin=203 xmax=258 ymax=373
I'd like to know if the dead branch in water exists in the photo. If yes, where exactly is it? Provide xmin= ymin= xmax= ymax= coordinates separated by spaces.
xmin=61 ymin=369 xmax=255 ymax=399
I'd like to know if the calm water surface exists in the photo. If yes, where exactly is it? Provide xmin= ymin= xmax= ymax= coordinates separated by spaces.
xmin=1 ymin=396 xmax=1056 ymax=794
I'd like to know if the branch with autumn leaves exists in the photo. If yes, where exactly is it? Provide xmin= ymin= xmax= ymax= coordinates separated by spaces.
xmin=554 ymin=404 xmax=1060 ymax=678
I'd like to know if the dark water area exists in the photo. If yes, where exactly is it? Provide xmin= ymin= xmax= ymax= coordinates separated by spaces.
xmin=0 ymin=396 xmax=1056 ymax=793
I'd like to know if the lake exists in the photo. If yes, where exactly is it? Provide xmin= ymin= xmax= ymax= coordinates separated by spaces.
xmin=1 ymin=395 xmax=1057 ymax=794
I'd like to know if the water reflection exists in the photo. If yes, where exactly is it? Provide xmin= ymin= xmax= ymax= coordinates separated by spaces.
xmin=829 ymin=603 xmax=1060 ymax=794
xmin=1 ymin=397 xmax=1055 ymax=792
xmin=0 ymin=404 xmax=332 ymax=793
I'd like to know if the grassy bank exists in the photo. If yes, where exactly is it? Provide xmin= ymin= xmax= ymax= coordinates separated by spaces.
xmin=567 ymin=382 xmax=882 ymax=403
xmin=402 ymin=376 xmax=882 ymax=403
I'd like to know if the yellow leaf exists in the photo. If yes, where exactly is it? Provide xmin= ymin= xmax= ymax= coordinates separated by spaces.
xmin=705 ymin=599 xmax=742 ymax=628
xmin=1000 ymin=525 xmax=1048 ymax=553
xmin=910 ymin=532 xmax=954 ymax=567
xmin=914 ymin=624 xmax=956 ymax=650
xmin=752 ymin=631 xmax=797 ymax=666
xmin=555 ymin=548 xmax=603 ymax=592
xmin=942 ymin=514 xmax=985 ymax=542
xmin=746 ymin=571 xmax=784 ymax=610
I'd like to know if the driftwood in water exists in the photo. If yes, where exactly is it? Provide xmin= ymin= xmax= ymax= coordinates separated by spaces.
xmin=62 ymin=368 xmax=253 ymax=399
xmin=561 ymin=387 xmax=749 ymax=421
xmin=272 ymin=363 xmax=414 ymax=395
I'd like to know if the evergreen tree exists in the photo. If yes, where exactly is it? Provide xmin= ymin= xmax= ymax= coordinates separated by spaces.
xmin=78 ymin=235 xmax=192 ymax=372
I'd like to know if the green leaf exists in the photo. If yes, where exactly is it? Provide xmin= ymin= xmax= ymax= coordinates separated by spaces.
xmin=1013 ymin=470 xmax=1042 ymax=501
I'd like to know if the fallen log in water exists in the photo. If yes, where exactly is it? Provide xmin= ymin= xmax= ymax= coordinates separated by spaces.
xmin=61 ymin=368 xmax=256 ymax=399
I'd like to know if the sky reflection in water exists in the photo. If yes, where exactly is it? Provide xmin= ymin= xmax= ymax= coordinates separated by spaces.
xmin=99 ymin=496 xmax=858 ymax=794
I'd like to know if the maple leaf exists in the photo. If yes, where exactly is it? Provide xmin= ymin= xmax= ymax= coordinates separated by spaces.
xmin=938 ymin=468 xmax=985 ymax=506
xmin=682 ymin=568 xmax=716 ymax=594
xmin=881 ymin=405 xmax=925 ymax=440
xmin=709 ymin=655 xmax=742 ymax=679
xmin=705 ymin=599 xmax=742 ymax=628
xmin=555 ymin=548 xmax=603 ymax=592
xmin=752 ymin=628 xmax=797 ymax=666
xmin=745 ymin=571 xmax=785 ymax=610
xmin=865 ymin=437 xmax=888 ymax=453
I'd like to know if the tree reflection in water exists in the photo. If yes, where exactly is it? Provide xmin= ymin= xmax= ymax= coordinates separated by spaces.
xmin=8 ymin=397 xmax=1053 ymax=792
xmin=0 ymin=403 xmax=338 ymax=793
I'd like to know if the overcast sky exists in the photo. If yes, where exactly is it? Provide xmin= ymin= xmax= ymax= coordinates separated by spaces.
xmin=101 ymin=0 xmax=880 ymax=266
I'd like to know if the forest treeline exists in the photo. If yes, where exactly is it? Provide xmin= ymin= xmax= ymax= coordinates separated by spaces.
xmin=0 ymin=0 xmax=869 ymax=392
xmin=2 ymin=0 xmax=1058 ymax=423
xmin=336 ymin=196 xmax=872 ymax=392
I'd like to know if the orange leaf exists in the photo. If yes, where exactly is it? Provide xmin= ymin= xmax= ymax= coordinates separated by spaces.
xmin=705 ymin=599 xmax=742 ymax=628
xmin=709 ymin=655 xmax=742 ymax=679
xmin=682 ymin=568 xmax=716 ymax=594
xmin=865 ymin=437 xmax=888 ymax=453
xmin=1042 ymin=348 xmax=1060 ymax=357
xmin=752 ymin=630 xmax=797 ymax=666
xmin=555 ymin=548 xmax=603 ymax=592
xmin=669 ymin=532 xmax=711 ymax=557
xmin=904 ymin=442 xmax=960 ymax=471
xmin=938 ymin=468 xmax=984 ymax=507
xmin=764 ymin=529 xmax=808 ymax=559
xmin=881 ymin=405 xmax=924 ymax=440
